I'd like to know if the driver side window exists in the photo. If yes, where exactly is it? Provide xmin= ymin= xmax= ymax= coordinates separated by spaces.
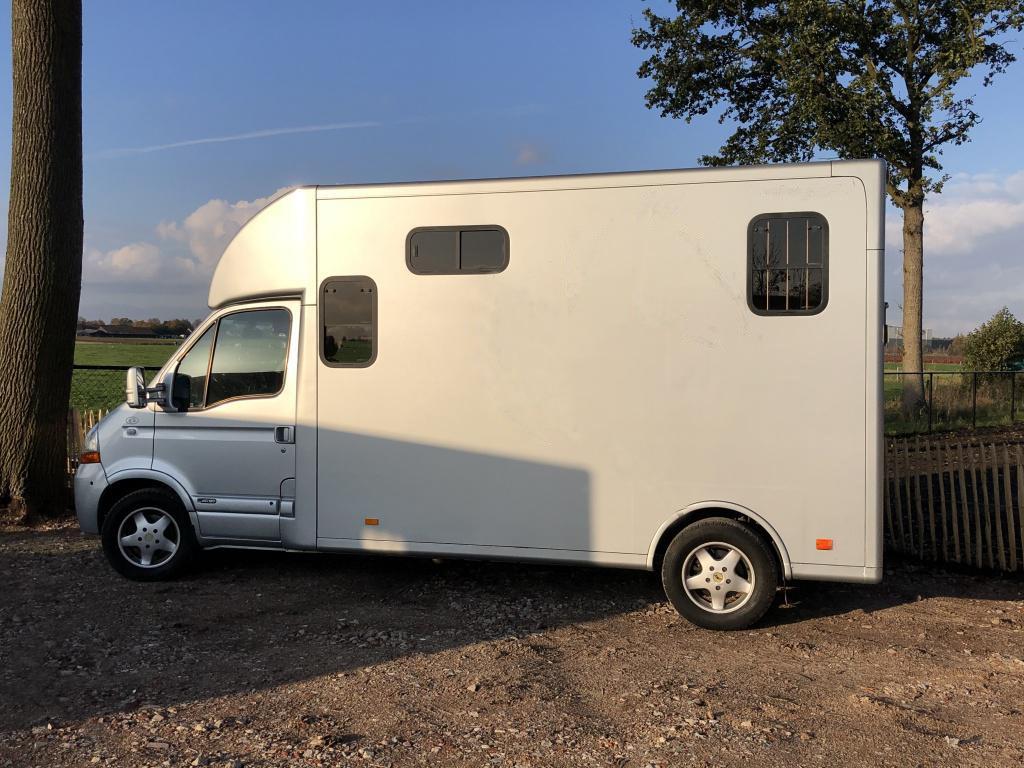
xmin=176 ymin=325 xmax=214 ymax=408
xmin=175 ymin=308 xmax=290 ymax=409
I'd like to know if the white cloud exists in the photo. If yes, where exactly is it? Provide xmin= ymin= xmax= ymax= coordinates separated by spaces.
xmin=923 ymin=171 xmax=1024 ymax=256
xmin=86 ymin=242 xmax=161 ymax=280
xmin=885 ymin=170 xmax=1024 ymax=336
xmin=84 ymin=187 xmax=291 ymax=290
xmin=156 ymin=188 xmax=289 ymax=270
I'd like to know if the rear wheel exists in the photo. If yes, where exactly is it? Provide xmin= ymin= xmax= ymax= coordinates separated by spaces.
xmin=661 ymin=518 xmax=779 ymax=630
xmin=101 ymin=488 xmax=196 ymax=581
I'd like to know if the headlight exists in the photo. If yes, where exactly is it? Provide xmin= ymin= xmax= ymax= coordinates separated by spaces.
xmin=83 ymin=425 xmax=99 ymax=452
xmin=79 ymin=425 xmax=100 ymax=464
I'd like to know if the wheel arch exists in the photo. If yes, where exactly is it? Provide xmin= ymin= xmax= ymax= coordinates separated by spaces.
xmin=98 ymin=470 xmax=197 ymax=535
xmin=647 ymin=502 xmax=792 ymax=580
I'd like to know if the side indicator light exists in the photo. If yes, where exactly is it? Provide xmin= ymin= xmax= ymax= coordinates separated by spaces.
xmin=364 ymin=518 xmax=380 ymax=526
xmin=816 ymin=538 xmax=833 ymax=551
xmin=79 ymin=451 xmax=101 ymax=465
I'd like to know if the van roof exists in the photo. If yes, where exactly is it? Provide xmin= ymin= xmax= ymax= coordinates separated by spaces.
xmin=314 ymin=159 xmax=882 ymax=200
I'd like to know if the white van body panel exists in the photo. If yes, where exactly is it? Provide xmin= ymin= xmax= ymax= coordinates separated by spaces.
xmin=208 ymin=188 xmax=317 ymax=309
xmin=306 ymin=160 xmax=883 ymax=578
xmin=79 ymin=160 xmax=884 ymax=582
xmin=93 ymin=403 xmax=155 ymax=478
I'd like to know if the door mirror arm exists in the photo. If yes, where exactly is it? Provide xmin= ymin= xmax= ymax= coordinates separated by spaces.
xmin=126 ymin=366 xmax=181 ymax=410
xmin=147 ymin=382 xmax=168 ymax=407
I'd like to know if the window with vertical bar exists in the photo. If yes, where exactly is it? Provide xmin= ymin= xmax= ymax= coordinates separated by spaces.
xmin=748 ymin=213 xmax=828 ymax=315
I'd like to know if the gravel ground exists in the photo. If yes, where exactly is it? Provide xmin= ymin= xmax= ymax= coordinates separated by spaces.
xmin=1 ymin=517 xmax=1023 ymax=768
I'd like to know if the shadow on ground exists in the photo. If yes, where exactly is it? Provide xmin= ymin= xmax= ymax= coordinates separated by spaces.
xmin=0 ymin=527 xmax=658 ymax=732
xmin=774 ymin=554 xmax=1024 ymax=626
xmin=1 ymin=526 xmax=1020 ymax=733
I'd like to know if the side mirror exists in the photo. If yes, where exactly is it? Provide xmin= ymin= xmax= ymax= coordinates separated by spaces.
xmin=125 ymin=367 xmax=147 ymax=408
xmin=171 ymin=373 xmax=191 ymax=411
xmin=157 ymin=370 xmax=192 ymax=412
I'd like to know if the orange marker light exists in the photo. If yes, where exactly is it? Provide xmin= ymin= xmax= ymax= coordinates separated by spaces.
xmin=364 ymin=518 xmax=380 ymax=526
xmin=79 ymin=451 xmax=101 ymax=465
xmin=815 ymin=538 xmax=833 ymax=551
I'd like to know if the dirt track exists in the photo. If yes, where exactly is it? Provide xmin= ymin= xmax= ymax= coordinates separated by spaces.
xmin=1 ymin=519 xmax=1023 ymax=768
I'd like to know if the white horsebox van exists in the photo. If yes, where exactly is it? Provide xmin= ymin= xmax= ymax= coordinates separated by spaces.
xmin=75 ymin=160 xmax=885 ymax=630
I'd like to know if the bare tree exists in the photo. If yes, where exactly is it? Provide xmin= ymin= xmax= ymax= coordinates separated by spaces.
xmin=0 ymin=0 xmax=83 ymax=522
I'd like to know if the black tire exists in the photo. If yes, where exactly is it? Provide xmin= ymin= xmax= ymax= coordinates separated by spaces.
xmin=101 ymin=487 xmax=197 ymax=581
xmin=661 ymin=518 xmax=779 ymax=630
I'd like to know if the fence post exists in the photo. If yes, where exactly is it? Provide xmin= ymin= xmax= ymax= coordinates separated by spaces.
xmin=1001 ymin=444 xmax=1017 ymax=571
xmin=927 ymin=372 xmax=933 ymax=433
xmin=67 ymin=407 xmax=81 ymax=474
xmin=1011 ymin=371 xmax=1017 ymax=424
xmin=972 ymin=372 xmax=978 ymax=429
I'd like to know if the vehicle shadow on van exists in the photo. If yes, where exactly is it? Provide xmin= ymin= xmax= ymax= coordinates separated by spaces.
xmin=309 ymin=429 xmax=596 ymax=550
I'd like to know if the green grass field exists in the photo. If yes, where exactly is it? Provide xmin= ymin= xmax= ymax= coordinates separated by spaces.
xmin=883 ymin=363 xmax=962 ymax=401
xmin=74 ymin=340 xmax=179 ymax=367
xmin=72 ymin=341 xmax=181 ymax=412
xmin=883 ymin=362 xmax=961 ymax=373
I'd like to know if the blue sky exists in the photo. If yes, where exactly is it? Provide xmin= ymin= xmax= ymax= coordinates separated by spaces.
xmin=1 ymin=1 xmax=1023 ymax=334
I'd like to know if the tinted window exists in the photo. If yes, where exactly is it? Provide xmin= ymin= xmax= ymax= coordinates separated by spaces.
xmin=407 ymin=226 xmax=509 ymax=275
xmin=749 ymin=213 xmax=828 ymax=315
xmin=205 ymin=309 xmax=290 ymax=406
xmin=408 ymin=230 xmax=457 ymax=273
xmin=460 ymin=229 xmax=506 ymax=272
xmin=175 ymin=325 xmax=215 ymax=408
xmin=322 ymin=277 xmax=376 ymax=367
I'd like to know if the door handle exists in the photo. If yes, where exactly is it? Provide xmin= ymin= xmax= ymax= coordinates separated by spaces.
xmin=274 ymin=426 xmax=295 ymax=444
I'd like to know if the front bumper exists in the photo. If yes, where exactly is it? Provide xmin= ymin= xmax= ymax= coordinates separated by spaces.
xmin=74 ymin=462 xmax=107 ymax=534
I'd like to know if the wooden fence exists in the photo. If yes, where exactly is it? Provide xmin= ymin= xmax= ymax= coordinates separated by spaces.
xmin=885 ymin=433 xmax=1024 ymax=571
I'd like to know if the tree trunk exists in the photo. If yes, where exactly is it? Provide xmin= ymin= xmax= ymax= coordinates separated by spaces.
xmin=900 ymin=200 xmax=926 ymax=414
xmin=0 ymin=0 xmax=83 ymax=523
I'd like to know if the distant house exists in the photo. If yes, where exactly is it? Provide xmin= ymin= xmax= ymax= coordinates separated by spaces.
xmin=77 ymin=325 xmax=158 ymax=339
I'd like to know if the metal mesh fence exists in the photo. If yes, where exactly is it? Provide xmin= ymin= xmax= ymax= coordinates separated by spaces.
xmin=71 ymin=365 xmax=126 ymax=413
xmin=884 ymin=371 xmax=1023 ymax=435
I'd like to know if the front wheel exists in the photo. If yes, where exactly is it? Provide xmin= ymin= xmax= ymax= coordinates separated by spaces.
xmin=661 ymin=518 xmax=779 ymax=630
xmin=101 ymin=488 xmax=196 ymax=581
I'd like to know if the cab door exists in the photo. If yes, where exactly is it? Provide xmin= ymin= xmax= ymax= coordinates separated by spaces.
xmin=152 ymin=302 xmax=299 ymax=542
